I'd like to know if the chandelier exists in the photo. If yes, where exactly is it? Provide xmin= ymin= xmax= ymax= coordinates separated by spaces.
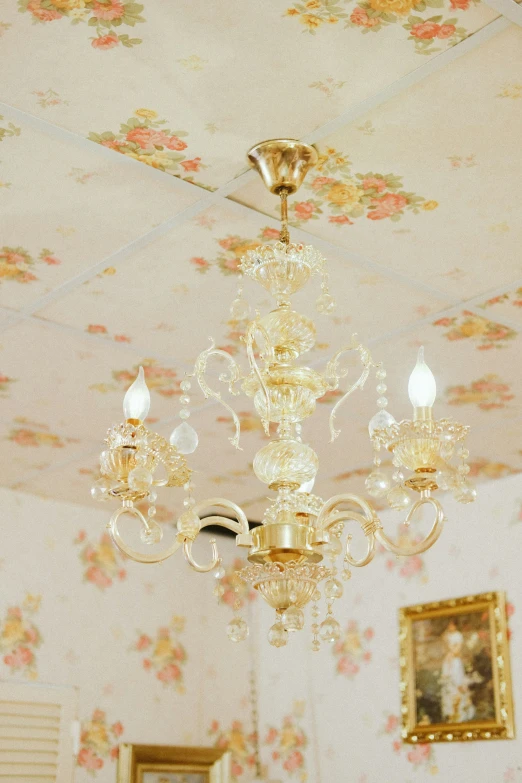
xmin=92 ymin=139 xmax=475 ymax=648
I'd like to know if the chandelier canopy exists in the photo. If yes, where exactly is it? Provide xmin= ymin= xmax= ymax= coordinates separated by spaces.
xmin=92 ymin=139 xmax=475 ymax=648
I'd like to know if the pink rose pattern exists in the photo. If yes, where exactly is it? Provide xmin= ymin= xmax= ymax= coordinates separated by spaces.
xmin=290 ymin=147 xmax=434 ymax=227
xmin=382 ymin=713 xmax=437 ymax=772
xmin=0 ymin=373 xmax=16 ymax=395
xmin=18 ymin=0 xmax=145 ymax=51
xmin=189 ymin=227 xmax=279 ymax=277
xmin=0 ymin=246 xmax=61 ymax=284
xmin=333 ymin=620 xmax=374 ymax=678
xmin=88 ymin=110 xmax=208 ymax=186
xmin=209 ymin=719 xmax=257 ymax=781
xmin=131 ymin=616 xmax=187 ymax=692
xmin=265 ymin=710 xmax=308 ymax=778
xmin=286 ymin=0 xmax=474 ymax=55
xmin=0 ymin=595 xmax=42 ymax=680
xmin=77 ymin=709 xmax=123 ymax=775
xmin=433 ymin=310 xmax=517 ymax=350
xmin=74 ymin=530 xmax=127 ymax=590
xmin=86 ymin=323 xmax=131 ymax=343
xmin=481 ymin=286 xmax=522 ymax=311
xmin=446 ymin=374 xmax=514 ymax=411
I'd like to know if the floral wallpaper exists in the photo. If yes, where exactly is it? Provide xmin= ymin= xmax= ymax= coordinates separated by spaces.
xmin=290 ymin=147 xmax=437 ymax=227
xmin=433 ymin=311 xmax=517 ymax=350
xmin=0 ymin=470 xmax=522 ymax=782
xmin=284 ymin=0 xmax=478 ymax=54
xmin=89 ymin=110 xmax=207 ymax=183
xmin=131 ymin=616 xmax=187 ymax=692
xmin=18 ymin=0 xmax=145 ymax=51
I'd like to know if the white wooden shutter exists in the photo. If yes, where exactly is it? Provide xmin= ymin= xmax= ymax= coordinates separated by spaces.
xmin=0 ymin=681 xmax=77 ymax=782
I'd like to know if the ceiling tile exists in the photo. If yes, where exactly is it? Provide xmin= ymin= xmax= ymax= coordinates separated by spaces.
xmin=36 ymin=203 xmax=448 ymax=362
xmin=0 ymin=107 xmax=197 ymax=312
xmin=0 ymin=0 xmax=498 ymax=189
xmin=231 ymin=23 xmax=522 ymax=302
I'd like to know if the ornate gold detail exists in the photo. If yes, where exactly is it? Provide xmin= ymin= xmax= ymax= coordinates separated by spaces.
xmin=399 ymin=592 xmax=514 ymax=744
xmin=237 ymin=561 xmax=332 ymax=611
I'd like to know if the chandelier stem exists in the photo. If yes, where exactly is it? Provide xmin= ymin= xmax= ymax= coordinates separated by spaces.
xmin=279 ymin=188 xmax=290 ymax=245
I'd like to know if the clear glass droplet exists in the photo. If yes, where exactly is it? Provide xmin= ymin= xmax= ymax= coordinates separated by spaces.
xmin=365 ymin=471 xmax=391 ymax=498
xmin=229 ymin=297 xmax=250 ymax=321
xmin=325 ymin=578 xmax=343 ymax=600
xmin=387 ymin=485 xmax=411 ymax=510
xmin=368 ymin=409 xmax=396 ymax=437
xmin=227 ymin=616 xmax=249 ymax=642
xmin=128 ymin=466 xmax=153 ymax=492
xmin=268 ymin=622 xmax=288 ymax=648
xmin=316 ymin=292 xmax=336 ymax=314
xmin=140 ymin=522 xmax=162 ymax=545
xmin=319 ymin=617 xmax=341 ymax=643
xmin=90 ymin=477 xmax=112 ymax=501
xmin=170 ymin=422 xmax=199 ymax=454
xmin=281 ymin=606 xmax=304 ymax=632
xmin=453 ymin=480 xmax=477 ymax=504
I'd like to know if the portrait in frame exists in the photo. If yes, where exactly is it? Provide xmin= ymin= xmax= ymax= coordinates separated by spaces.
xmin=117 ymin=744 xmax=231 ymax=783
xmin=399 ymin=591 xmax=514 ymax=743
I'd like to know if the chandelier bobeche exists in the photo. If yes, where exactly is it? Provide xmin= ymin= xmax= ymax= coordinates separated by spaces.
xmin=93 ymin=139 xmax=475 ymax=648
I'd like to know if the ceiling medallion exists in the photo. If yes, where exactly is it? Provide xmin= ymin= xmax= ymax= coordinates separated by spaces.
xmin=93 ymin=139 xmax=475 ymax=648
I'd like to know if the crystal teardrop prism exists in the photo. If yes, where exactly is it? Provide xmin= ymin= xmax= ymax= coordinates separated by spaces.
xmin=170 ymin=422 xmax=199 ymax=454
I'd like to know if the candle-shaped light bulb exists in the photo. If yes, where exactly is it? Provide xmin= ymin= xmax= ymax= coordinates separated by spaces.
xmin=408 ymin=346 xmax=436 ymax=409
xmin=123 ymin=366 xmax=151 ymax=421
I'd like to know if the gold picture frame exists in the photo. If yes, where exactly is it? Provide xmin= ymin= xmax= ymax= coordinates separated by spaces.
xmin=399 ymin=591 xmax=514 ymax=743
xmin=117 ymin=744 xmax=231 ymax=783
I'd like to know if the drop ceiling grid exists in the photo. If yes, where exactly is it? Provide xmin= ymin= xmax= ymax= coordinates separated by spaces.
xmin=0 ymin=12 xmax=520 ymax=508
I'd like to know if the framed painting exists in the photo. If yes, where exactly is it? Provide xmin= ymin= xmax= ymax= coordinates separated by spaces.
xmin=117 ymin=744 xmax=231 ymax=783
xmin=399 ymin=591 xmax=514 ymax=743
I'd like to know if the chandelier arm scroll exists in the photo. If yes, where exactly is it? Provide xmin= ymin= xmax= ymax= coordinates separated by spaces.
xmin=181 ymin=497 xmax=252 ymax=573
xmin=108 ymin=505 xmax=183 ymax=564
xmin=192 ymin=338 xmax=243 ymax=449
xmin=316 ymin=493 xmax=379 ymax=568
xmin=245 ymin=319 xmax=273 ymax=436
xmin=375 ymin=496 xmax=445 ymax=557
xmin=324 ymin=339 xmax=375 ymax=442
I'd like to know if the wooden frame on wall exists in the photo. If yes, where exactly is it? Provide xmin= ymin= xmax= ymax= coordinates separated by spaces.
xmin=399 ymin=591 xmax=514 ymax=743
xmin=117 ymin=744 xmax=231 ymax=783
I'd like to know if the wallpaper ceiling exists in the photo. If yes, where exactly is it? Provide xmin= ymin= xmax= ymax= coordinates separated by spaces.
xmin=0 ymin=1 xmax=521 ymax=521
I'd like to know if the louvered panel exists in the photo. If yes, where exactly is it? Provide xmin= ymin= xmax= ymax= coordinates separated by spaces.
xmin=0 ymin=738 xmax=58 ymax=751
xmin=0 ymin=682 xmax=77 ymax=782
xmin=0 ymin=702 xmax=61 ymax=718
xmin=0 ymin=763 xmax=58 ymax=775
xmin=0 ymin=726 xmax=59 ymax=740
xmin=0 ymin=777 xmax=55 ymax=783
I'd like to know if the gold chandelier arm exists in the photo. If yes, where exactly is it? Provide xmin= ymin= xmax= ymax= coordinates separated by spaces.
xmin=183 ymin=538 xmax=219 ymax=573
xmin=316 ymin=493 xmax=379 ymax=568
xmin=324 ymin=338 xmax=375 ymax=442
xmin=375 ymin=496 xmax=445 ymax=556
xmin=246 ymin=319 xmax=273 ymax=436
xmin=108 ymin=505 xmax=183 ymax=564
xmin=181 ymin=497 xmax=253 ymax=572
xmin=193 ymin=497 xmax=251 ymax=535
xmin=192 ymin=338 xmax=243 ymax=449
